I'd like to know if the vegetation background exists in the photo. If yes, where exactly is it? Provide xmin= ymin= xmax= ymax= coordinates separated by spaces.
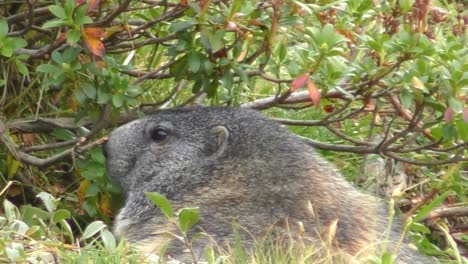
xmin=0 ymin=0 xmax=466 ymax=263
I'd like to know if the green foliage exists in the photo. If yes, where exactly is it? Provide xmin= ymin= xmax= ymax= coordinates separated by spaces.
xmin=0 ymin=0 xmax=467 ymax=262
xmin=146 ymin=192 xmax=200 ymax=236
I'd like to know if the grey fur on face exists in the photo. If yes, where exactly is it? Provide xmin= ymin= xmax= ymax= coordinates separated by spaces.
xmin=104 ymin=106 xmax=434 ymax=263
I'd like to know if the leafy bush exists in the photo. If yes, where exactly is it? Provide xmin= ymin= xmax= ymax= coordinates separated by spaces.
xmin=0 ymin=0 xmax=466 ymax=262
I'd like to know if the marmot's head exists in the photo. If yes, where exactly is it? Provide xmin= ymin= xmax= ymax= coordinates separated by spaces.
xmin=104 ymin=107 xmax=297 ymax=196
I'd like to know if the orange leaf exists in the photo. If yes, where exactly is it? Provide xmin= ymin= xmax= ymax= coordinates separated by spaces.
xmin=181 ymin=0 xmax=188 ymax=7
xmin=82 ymin=29 xmax=105 ymax=57
xmin=84 ymin=27 xmax=105 ymax=38
xmin=307 ymin=80 xmax=321 ymax=108
xmin=95 ymin=60 xmax=106 ymax=69
xmin=291 ymin=73 xmax=309 ymax=91
xmin=86 ymin=0 xmax=101 ymax=13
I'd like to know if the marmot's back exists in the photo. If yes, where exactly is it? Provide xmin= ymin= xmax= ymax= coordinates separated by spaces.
xmin=104 ymin=106 xmax=432 ymax=263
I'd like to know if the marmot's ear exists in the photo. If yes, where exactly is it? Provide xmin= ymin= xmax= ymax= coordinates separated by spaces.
xmin=210 ymin=125 xmax=229 ymax=157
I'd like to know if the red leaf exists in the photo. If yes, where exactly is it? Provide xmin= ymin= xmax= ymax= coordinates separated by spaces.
xmin=56 ymin=32 xmax=68 ymax=44
xmin=463 ymin=108 xmax=468 ymax=123
xmin=181 ymin=0 xmax=188 ymax=7
xmin=82 ymin=27 xmax=105 ymax=57
xmin=291 ymin=73 xmax=309 ymax=91
xmin=307 ymin=80 xmax=321 ymax=108
xmin=324 ymin=104 xmax=334 ymax=113
xmin=444 ymin=107 xmax=455 ymax=122
xmin=86 ymin=0 xmax=101 ymax=13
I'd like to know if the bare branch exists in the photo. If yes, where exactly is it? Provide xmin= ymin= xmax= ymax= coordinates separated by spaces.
xmin=106 ymin=33 xmax=179 ymax=52
xmin=423 ymin=206 xmax=468 ymax=221
xmin=91 ymin=0 xmax=133 ymax=27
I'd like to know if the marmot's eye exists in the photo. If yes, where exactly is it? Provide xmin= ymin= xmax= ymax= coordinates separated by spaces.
xmin=149 ymin=128 xmax=168 ymax=142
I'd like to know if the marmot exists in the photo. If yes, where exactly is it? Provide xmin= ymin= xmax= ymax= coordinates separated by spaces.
xmin=104 ymin=106 xmax=432 ymax=263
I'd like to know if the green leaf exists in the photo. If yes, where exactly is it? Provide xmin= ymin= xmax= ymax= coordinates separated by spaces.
xmin=90 ymin=148 xmax=106 ymax=164
xmin=25 ymin=226 xmax=41 ymax=237
xmin=455 ymin=119 xmax=468 ymax=141
xmin=20 ymin=205 xmax=49 ymax=226
xmin=169 ymin=19 xmax=197 ymax=33
xmin=4 ymin=199 xmax=18 ymax=221
xmin=188 ymin=52 xmax=201 ymax=73
xmin=6 ymin=248 xmax=21 ymax=262
xmin=82 ymin=220 xmax=107 ymax=240
xmin=112 ymin=93 xmax=124 ymax=108
xmin=0 ymin=19 xmax=8 ymax=37
xmin=75 ymin=15 xmax=93 ymax=25
xmin=13 ymin=59 xmax=29 ymax=76
xmin=381 ymin=251 xmax=397 ymax=264
xmin=412 ymin=191 xmax=452 ymax=223
xmin=52 ymin=209 xmax=71 ymax=223
xmin=42 ymin=19 xmax=66 ymax=28
xmin=97 ymin=88 xmax=111 ymax=104
xmin=1 ymin=46 xmax=14 ymax=57
xmin=37 ymin=192 xmax=58 ymax=213
xmin=67 ymin=29 xmax=81 ymax=44
xmin=400 ymin=88 xmax=413 ymax=108
xmin=441 ymin=123 xmax=457 ymax=140
xmin=48 ymin=5 xmax=67 ymax=19
xmin=178 ymin=207 xmax=200 ymax=234
xmin=37 ymin=64 xmax=61 ymax=74
xmin=126 ymin=86 xmax=143 ymax=97
xmin=399 ymin=0 xmax=414 ymax=13
xmin=146 ymin=192 xmax=173 ymax=218
xmin=210 ymin=30 xmax=225 ymax=53
xmin=100 ymin=229 xmax=116 ymax=250
xmin=81 ymin=84 xmax=97 ymax=99
xmin=448 ymin=97 xmax=463 ymax=112
xmin=11 ymin=38 xmax=27 ymax=49
xmin=277 ymin=42 xmax=287 ymax=62
xmin=74 ymin=88 xmax=87 ymax=104
xmin=51 ymin=128 xmax=76 ymax=140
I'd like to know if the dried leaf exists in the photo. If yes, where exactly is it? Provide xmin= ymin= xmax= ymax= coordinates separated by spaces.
xmin=180 ymin=0 xmax=188 ymax=7
xmin=82 ymin=28 xmax=105 ymax=57
xmin=463 ymin=108 xmax=468 ymax=123
xmin=248 ymin=19 xmax=264 ymax=27
xmin=291 ymin=73 xmax=309 ymax=91
xmin=307 ymin=80 xmax=321 ymax=108
xmin=20 ymin=133 xmax=36 ymax=146
xmin=411 ymin=76 xmax=425 ymax=90
xmin=86 ymin=0 xmax=101 ymax=13
xmin=236 ymin=48 xmax=247 ymax=62
xmin=444 ymin=107 xmax=455 ymax=122
xmin=95 ymin=60 xmax=106 ymax=69
xmin=99 ymin=194 xmax=112 ymax=216
xmin=77 ymin=179 xmax=90 ymax=206
xmin=324 ymin=104 xmax=334 ymax=113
